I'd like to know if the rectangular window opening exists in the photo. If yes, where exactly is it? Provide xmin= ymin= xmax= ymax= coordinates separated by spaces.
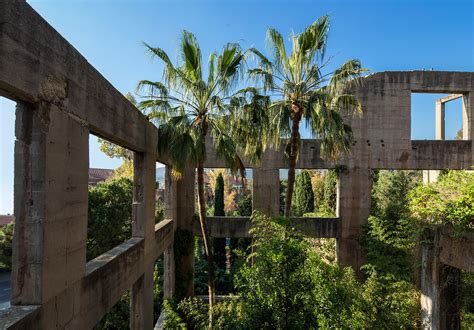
xmin=0 ymin=96 xmax=16 ymax=310
xmin=87 ymin=133 xmax=134 ymax=262
xmin=411 ymin=92 xmax=465 ymax=140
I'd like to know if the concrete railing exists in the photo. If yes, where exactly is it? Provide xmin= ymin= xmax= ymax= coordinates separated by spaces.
xmin=194 ymin=216 xmax=338 ymax=238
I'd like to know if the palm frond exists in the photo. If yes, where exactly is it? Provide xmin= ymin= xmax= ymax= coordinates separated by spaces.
xmin=329 ymin=59 xmax=367 ymax=94
xmin=180 ymin=30 xmax=202 ymax=82
xmin=266 ymin=28 xmax=289 ymax=72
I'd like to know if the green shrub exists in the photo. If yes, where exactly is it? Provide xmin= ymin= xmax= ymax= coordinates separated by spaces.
xmin=0 ymin=222 xmax=14 ymax=270
xmin=87 ymin=177 xmax=133 ymax=260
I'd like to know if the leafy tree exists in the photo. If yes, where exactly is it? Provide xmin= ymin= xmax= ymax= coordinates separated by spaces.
xmin=293 ymin=170 xmax=314 ymax=216
xmin=87 ymin=177 xmax=133 ymax=261
xmin=310 ymin=170 xmax=324 ymax=207
xmin=249 ymin=16 xmax=367 ymax=217
xmin=322 ymin=169 xmax=338 ymax=215
xmin=235 ymin=212 xmax=316 ymax=328
xmin=0 ymin=223 xmax=14 ymax=269
xmin=138 ymin=30 xmax=267 ymax=322
xmin=236 ymin=193 xmax=252 ymax=216
xmin=213 ymin=173 xmax=227 ymax=269
xmin=363 ymin=170 xmax=422 ymax=277
xmin=409 ymin=170 xmax=474 ymax=234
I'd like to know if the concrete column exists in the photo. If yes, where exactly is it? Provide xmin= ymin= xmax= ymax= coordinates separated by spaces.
xmin=462 ymin=94 xmax=472 ymax=142
xmin=421 ymin=228 xmax=460 ymax=330
xmin=172 ymin=168 xmax=195 ymax=299
xmin=130 ymin=128 xmax=157 ymax=329
xmin=336 ymin=167 xmax=372 ymax=278
xmin=12 ymin=101 xmax=89 ymax=306
xmin=252 ymin=168 xmax=280 ymax=217
xmin=163 ymin=166 xmax=177 ymax=299
xmin=435 ymin=100 xmax=445 ymax=140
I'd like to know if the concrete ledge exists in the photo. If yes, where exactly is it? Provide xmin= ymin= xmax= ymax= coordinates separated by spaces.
xmin=410 ymin=140 xmax=472 ymax=170
xmin=439 ymin=227 xmax=474 ymax=272
xmin=0 ymin=305 xmax=40 ymax=330
xmin=81 ymin=238 xmax=144 ymax=328
xmin=290 ymin=217 xmax=338 ymax=238
xmin=194 ymin=216 xmax=338 ymax=238
xmin=153 ymin=219 xmax=174 ymax=260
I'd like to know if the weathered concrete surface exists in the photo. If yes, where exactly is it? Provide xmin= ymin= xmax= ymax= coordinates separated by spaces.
xmin=0 ymin=1 xmax=160 ymax=156
xmin=336 ymin=168 xmax=372 ymax=277
xmin=420 ymin=228 xmax=466 ymax=330
xmin=439 ymin=228 xmax=474 ymax=272
xmin=167 ymin=169 xmax=195 ymax=299
xmin=0 ymin=306 xmax=40 ymax=330
xmin=194 ymin=216 xmax=338 ymax=238
xmin=252 ymin=168 xmax=280 ymax=217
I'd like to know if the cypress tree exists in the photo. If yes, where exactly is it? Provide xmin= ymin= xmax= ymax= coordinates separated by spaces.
xmin=213 ymin=173 xmax=227 ymax=270
xmin=323 ymin=170 xmax=338 ymax=214
xmin=214 ymin=173 xmax=225 ymax=216
xmin=293 ymin=170 xmax=314 ymax=216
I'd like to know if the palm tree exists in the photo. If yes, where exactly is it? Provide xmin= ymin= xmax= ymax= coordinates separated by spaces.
xmin=249 ymin=15 xmax=367 ymax=217
xmin=137 ymin=31 xmax=268 ymax=325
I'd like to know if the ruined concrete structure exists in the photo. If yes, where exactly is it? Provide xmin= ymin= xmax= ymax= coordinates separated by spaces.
xmin=0 ymin=2 xmax=473 ymax=329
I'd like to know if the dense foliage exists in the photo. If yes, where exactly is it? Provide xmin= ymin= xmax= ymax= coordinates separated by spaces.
xmin=293 ymin=170 xmax=314 ymax=216
xmin=409 ymin=170 xmax=474 ymax=235
xmin=164 ymin=211 xmax=421 ymax=329
xmin=0 ymin=223 xmax=14 ymax=269
xmin=363 ymin=170 xmax=422 ymax=280
xmin=87 ymin=177 xmax=133 ymax=261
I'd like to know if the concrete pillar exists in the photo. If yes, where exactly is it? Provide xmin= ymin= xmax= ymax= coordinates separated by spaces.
xmin=421 ymin=228 xmax=460 ymax=330
xmin=462 ymin=94 xmax=472 ymax=142
xmin=11 ymin=101 xmax=88 ymax=306
xmin=336 ymin=167 xmax=372 ymax=278
xmin=163 ymin=166 xmax=177 ymax=299
xmin=167 ymin=167 xmax=195 ymax=299
xmin=130 ymin=147 xmax=156 ymax=329
xmin=252 ymin=168 xmax=280 ymax=217
xmin=435 ymin=100 xmax=445 ymax=140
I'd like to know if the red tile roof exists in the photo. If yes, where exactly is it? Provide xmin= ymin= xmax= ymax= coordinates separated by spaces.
xmin=89 ymin=168 xmax=114 ymax=185
xmin=0 ymin=215 xmax=14 ymax=227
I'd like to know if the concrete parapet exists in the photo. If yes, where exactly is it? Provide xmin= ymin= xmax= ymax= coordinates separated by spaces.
xmin=194 ymin=216 xmax=338 ymax=238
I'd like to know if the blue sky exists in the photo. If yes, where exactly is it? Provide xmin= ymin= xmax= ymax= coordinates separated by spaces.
xmin=0 ymin=0 xmax=473 ymax=213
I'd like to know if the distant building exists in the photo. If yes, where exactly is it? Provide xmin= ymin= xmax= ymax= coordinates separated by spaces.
xmin=88 ymin=168 xmax=114 ymax=185
xmin=0 ymin=215 xmax=14 ymax=227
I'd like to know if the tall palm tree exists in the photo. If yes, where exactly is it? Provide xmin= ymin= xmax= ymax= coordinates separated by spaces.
xmin=137 ymin=31 xmax=268 ymax=325
xmin=249 ymin=15 xmax=367 ymax=217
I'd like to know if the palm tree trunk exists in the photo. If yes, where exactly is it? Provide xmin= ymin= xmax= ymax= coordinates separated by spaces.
xmin=285 ymin=106 xmax=302 ymax=218
xmin=197 ymin=163 xmax=215 ymax=327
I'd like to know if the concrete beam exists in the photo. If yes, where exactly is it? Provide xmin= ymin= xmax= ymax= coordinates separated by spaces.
xmin=438 ymin=94 xmax=463 ymax=104
xmin=438 ymin=227 xmax=474 ymax=272
xmin=194 ymin=216 xmax=338 ymax=238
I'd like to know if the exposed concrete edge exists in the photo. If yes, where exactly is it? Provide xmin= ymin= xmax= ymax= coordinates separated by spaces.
xmin=81 ymin=238 xmax=145 ymax=328
xmin=0 ymin=305 xmax=40 ymax=330
xmin=194 ymin=216 xmax=338 ymax=238
xmin=438 ymin=227 xmax=474 ymax=272
xmin=152 ymin=219 xmax=174 ymax=260
xmin=85 ymin=237 xmax=144 ymax=276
